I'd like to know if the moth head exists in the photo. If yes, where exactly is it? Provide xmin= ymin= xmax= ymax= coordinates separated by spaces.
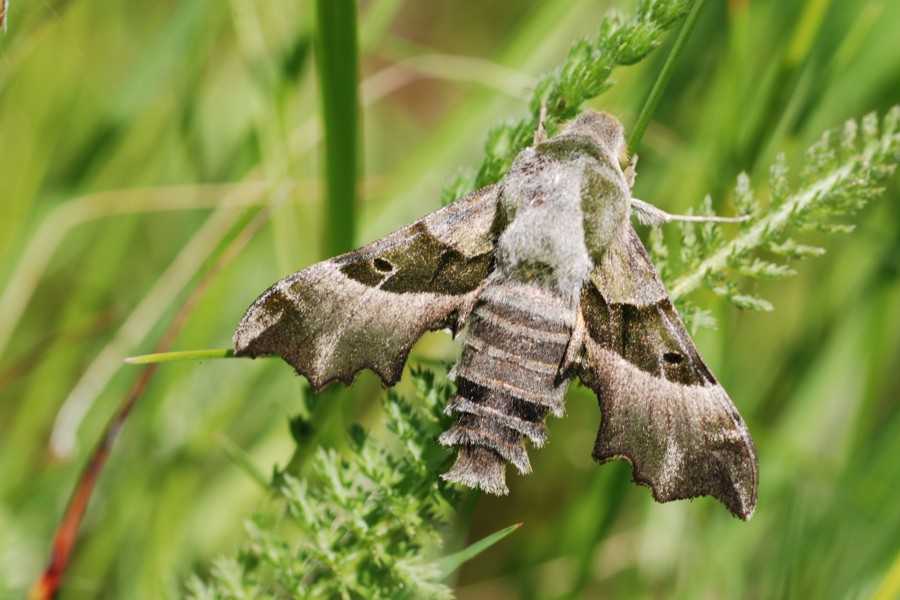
xmin=559 ymin=110 xmax=630 ymax=172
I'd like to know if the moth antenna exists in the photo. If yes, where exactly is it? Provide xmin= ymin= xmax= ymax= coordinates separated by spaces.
xmin=630 ymin=198 xmax=750 ymax=226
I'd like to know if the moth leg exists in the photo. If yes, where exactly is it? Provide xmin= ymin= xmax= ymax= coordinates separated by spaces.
xmin=454 ymin=281 xmax=487 ymax=333
xmin=624 ymin=153 xmax=638 ymax=188
xmin=557 ymin=307 xmax=586 ymax=384
xmin=630 ymin=198 xmax=750 ymax=227
xmin=533 ymin=100 xmax=549 ymax=145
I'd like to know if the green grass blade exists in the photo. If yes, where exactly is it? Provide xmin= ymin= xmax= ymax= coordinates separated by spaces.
xmin=314 ymin=0 xmax=360 ymax=257
xmin=124 ymin=349 xmax=235 ymax=364
xmin=215 ymin=433 xmax=270 ymax=491
xmin=628 ymin=0 xmax=708 ymax=149
xmin=435 ymin=522 xmax=522 ymax=579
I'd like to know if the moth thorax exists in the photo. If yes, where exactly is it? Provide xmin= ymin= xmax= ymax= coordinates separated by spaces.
xmin=495 ymin=161 xmax=594 ymax=300
xmin=580 ymin=163 xmax=631 ymax=263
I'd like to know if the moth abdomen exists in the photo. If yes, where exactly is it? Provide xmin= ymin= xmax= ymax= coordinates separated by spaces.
xmin=440 ymin=280 xmax=575 ymax=494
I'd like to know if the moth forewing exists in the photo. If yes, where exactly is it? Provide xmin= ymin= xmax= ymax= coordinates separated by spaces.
xmin=577 ymin=227 xmax=758 ymax=519
xmin=233 ymin=183 xmax=500 ymax=391
xmin=234 ymin=110 xmax=759 ymax=519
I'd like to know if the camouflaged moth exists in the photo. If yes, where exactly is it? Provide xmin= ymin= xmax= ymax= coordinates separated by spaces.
xmin=234 ymin=111 xmax=759 ymax=520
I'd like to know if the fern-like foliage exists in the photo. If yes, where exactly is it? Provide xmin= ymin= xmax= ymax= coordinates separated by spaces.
xmin=649 ymin=108 xmax=900 ymax=329
xmin=186 ymin=370 xmax=461 ymax=600
xmin=441 ymin=0 xmax=691 ymax=203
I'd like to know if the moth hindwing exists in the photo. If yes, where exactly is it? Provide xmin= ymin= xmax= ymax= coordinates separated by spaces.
xmin=234 ymin=110 xmax=759 ymax=520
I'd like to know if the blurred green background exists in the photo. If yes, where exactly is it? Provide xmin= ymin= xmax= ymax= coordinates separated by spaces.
xmin=1 ymin=0 xmax=898 ymax=598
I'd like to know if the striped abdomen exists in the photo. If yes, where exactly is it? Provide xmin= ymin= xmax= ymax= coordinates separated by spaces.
xmin=439 ymin=279 xmax=576 ymax=494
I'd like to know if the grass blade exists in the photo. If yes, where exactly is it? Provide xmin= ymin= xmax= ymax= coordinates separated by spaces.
xmin=314 ymin=0 xmax=360 ymax=256
xmin=435 ymin=522 xmax=523 ymax=579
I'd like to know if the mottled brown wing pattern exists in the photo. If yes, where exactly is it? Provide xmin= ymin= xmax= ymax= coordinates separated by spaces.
xmin=233 ymin=185 xmax=499 ymax=391
xmin=577 ymin=226 xmax=758 ymax=519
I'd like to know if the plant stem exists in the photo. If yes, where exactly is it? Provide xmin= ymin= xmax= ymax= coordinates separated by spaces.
xmin=315 ymin=0 xmax=360 ymax=257
xmin=628 ymin=0 xmax=708 ymax=150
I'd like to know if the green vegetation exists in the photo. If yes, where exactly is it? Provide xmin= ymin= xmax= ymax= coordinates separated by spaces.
xmin=185 ymin=370 xmax=517 ymax=599
xmin=1 ymin=1 xmax=898 ymax=598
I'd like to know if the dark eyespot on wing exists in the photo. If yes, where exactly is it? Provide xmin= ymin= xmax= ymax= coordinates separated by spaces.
xmin=373 ymin=257 xmax=393 ymax=272
xmin=663 ymin=352 xmax=683 ymax=364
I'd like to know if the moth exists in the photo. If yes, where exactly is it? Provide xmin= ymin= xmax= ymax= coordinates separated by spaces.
xmin=234 ymin=111 xmax=759 ymax=520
